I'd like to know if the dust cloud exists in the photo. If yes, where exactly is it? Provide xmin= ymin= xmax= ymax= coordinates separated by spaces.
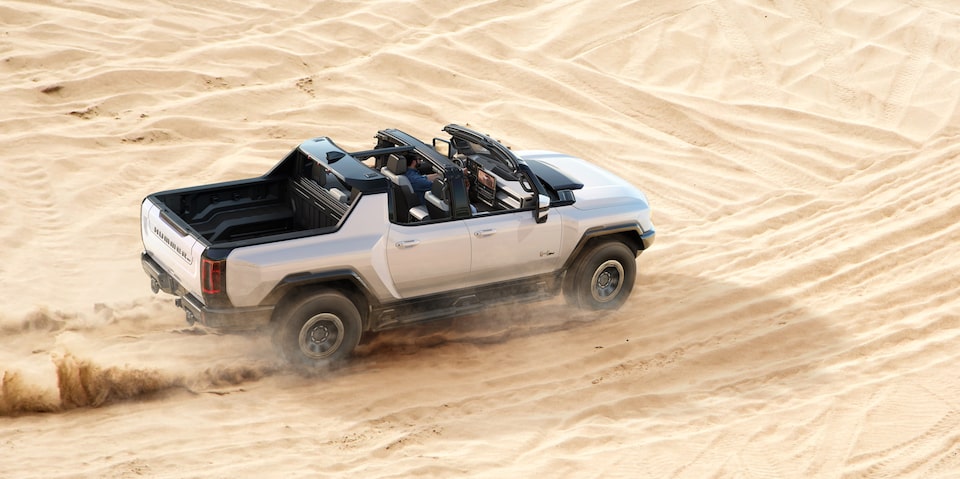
xmin=0 ymin=300 xmax=280 ymax=416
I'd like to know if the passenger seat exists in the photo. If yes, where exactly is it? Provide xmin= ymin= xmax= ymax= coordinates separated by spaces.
xmin=425 ymin=179 xmax=451 ymax=220
xmin=380 ymin=154 xmax=418 ymax=222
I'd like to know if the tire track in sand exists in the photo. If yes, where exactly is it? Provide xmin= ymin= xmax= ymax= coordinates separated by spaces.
xmin=783 ymin=0 xmax=861 ymax=113
xmin=6 ymin=159 xmax=81 ymax=293
xmin=881 ymin=10 xmax=941 ymax=138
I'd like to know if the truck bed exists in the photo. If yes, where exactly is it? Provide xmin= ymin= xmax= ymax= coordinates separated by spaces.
xmin=149 ymin=175 xmax=352 ymax=245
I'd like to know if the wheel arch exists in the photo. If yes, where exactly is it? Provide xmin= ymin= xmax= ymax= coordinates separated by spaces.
xmin=563 ymin=225 xmax=644 ymax=271
xmin=262 ymin=270 xmax=375 ymax=331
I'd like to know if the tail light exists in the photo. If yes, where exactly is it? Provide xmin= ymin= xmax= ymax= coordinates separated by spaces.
xmin=201 ymin=257 xmax=225 ymax=295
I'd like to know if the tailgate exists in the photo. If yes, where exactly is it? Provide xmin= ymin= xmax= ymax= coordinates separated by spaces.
xmin=140 ymin=198 xmax=206 ymax=299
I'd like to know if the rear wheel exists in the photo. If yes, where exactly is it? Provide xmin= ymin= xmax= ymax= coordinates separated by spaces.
xmin=273 ymin=290 xmax=362 ymax=368
xmin=564 ymin=241 xmax=637 ymax=310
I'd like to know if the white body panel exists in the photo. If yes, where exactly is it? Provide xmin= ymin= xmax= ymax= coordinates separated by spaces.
xmin=140 ymin=200 xmax=205 ymax=298
xmin=224 ymin=196 xmax=397 ymax=306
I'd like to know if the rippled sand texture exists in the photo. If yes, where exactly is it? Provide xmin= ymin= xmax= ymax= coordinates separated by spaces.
xmin=2 ymin=1 xmax=959 ymax=477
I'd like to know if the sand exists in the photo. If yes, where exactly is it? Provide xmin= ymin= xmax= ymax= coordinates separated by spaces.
xmin=2 ymin=0 xmax=959 ymax=477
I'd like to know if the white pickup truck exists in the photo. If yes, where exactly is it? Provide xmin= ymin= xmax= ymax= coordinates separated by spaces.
xmin=141 ymin=124 xmax=655 ymax=367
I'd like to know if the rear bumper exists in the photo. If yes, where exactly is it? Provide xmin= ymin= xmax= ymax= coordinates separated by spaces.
xmin=142 ymin=252 xmax=272 ymax=332
xmin=176 ymin=293 xmax=272 ymax=332
xmin=142 ymin=252 xmax=187 ymax=296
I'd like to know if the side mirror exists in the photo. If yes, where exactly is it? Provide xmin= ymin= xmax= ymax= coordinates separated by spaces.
xmin=432 ymin=138 xmax=452 ymax=159
xmin=535 ymin=194 xmax=550 ymax=224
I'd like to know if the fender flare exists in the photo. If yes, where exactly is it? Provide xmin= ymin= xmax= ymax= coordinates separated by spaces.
xmin=260 ymin=269 xmax=377 ymax=330
xmin=563 ymin=224 xmax=647 ymax=271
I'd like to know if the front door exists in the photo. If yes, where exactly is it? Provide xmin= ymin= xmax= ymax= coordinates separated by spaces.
xmin=466 ymin=210 xmax=563 ymax=285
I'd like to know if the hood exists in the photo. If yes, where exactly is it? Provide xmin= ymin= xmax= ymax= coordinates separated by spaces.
xmin=516 ymin=150 xmax=650 ymax=210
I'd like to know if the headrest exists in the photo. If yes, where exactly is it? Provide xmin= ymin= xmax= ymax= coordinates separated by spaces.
xmin=386 ymin=154 xmax=406 ymax=174
xmin=311 ymin=162 xmax=327 ymax=187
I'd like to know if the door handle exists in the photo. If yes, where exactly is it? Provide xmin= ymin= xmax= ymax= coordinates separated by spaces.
xmin=395 ymin=240 xmax=420 ymax=249
xmin=474 ymin=229 xmax=497 ymax=238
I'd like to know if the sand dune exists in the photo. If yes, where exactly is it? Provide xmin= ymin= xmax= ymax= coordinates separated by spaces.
xmin=2 ymin=0 xmax=960 ymax=477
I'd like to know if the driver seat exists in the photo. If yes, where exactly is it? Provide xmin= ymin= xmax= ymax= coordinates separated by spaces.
xmin=380 ymin=154 xmax=418 ymax=222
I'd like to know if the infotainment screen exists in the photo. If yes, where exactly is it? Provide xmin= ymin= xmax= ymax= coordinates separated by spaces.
xmin=476 ymin=169 xmax=496 ymax=206
xmin=477 ymin=169 xmax=496 ymax=190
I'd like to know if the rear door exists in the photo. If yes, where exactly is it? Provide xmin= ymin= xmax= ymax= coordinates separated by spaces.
xmin=385 ymin=221 xmax=471 ymax=298
xmin=141 ymin=199 xmax=206 ymax=298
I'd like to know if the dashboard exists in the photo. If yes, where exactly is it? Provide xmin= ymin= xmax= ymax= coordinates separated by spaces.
xmin=458 ymin=154 xmax=528 ymax=211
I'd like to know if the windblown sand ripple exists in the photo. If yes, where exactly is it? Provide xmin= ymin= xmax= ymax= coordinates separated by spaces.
xmin=2 ymin=0 xmax=959 ymax=477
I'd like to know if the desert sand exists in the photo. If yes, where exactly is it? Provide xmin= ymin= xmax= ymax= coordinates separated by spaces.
xmin=2 ymin=0 xmax=959 ymax=477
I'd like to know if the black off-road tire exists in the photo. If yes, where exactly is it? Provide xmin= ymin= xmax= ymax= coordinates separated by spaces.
xmin=272 ymin=290 xmax=362 ymax=368
xmin=564 ymin=241 xmax=637 ymax=310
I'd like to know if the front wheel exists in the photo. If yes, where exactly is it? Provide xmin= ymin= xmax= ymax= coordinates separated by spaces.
xmin=273 ymin=290 xmax=362 ymax=368
xmin=564 ymin=241 xmax=637 ymax=310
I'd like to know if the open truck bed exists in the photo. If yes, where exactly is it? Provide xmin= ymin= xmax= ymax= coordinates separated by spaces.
xmin=146 ymin=156 xmax=353 ymax=247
